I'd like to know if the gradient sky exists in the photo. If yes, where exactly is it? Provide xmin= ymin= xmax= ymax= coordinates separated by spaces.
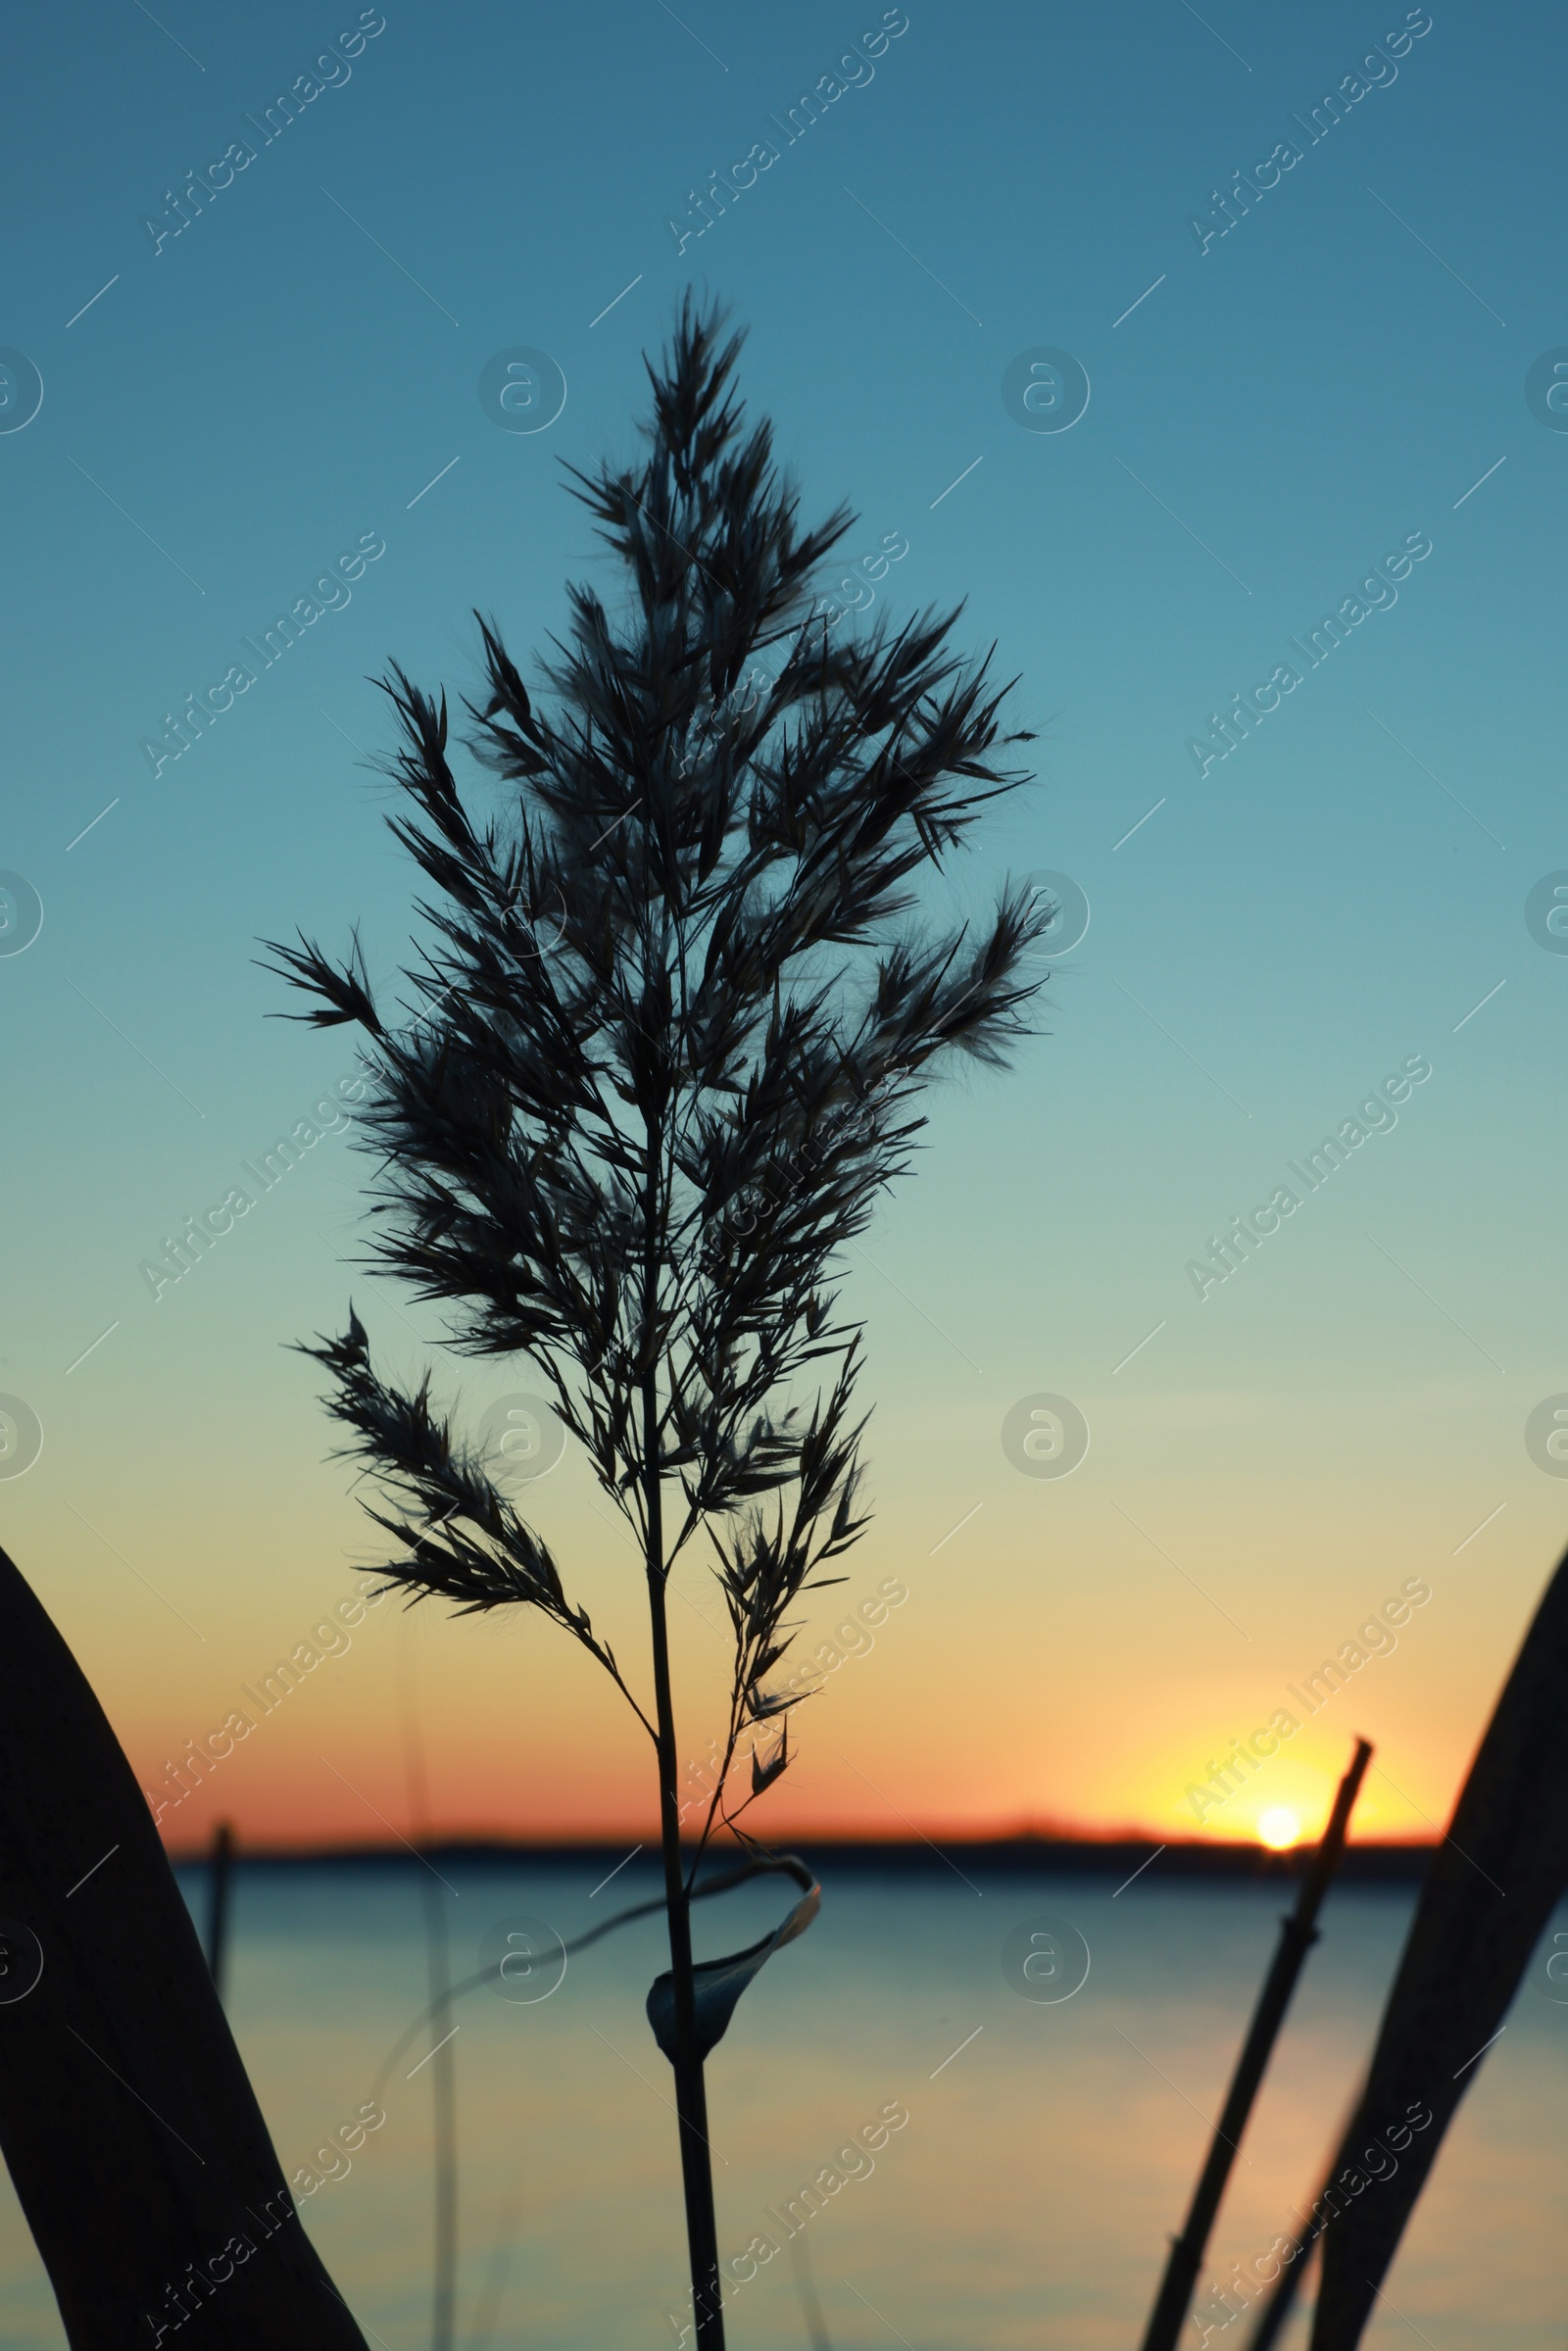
xmin=4 ymin=0 xmax=1567 ymax=1854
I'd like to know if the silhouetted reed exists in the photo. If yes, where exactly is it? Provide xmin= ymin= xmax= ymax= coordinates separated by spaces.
xmin=266 ymin=296 xmax=1048 ymax=2342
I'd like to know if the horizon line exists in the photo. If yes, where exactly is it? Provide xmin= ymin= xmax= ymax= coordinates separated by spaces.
xmin=165 ymin=1826 xmax=1442 ymax=1866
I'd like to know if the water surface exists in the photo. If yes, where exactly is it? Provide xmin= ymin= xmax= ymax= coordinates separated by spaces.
xmin=1 ymin=1862 xmax=1562 ymax=2347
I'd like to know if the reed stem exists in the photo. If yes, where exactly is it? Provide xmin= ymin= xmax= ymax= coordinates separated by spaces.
xmin=644 ymin=1358 xmax=724 ymax=2347
xmin=1137 ymin=1739 xmax=1373 ymax=2351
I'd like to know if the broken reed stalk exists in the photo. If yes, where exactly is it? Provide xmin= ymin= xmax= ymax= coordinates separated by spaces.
xmin=203 ymin=1817 xmax=234 ymax=1999
xmin=1137 ymin=1738 xmax=1373 ymax=2351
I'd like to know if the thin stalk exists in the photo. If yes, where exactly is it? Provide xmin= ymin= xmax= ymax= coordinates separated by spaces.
xmin=789 ymin=2230 xmax=832 ymax=2350
xmin=643 ymin=1151 xmax=724 ymax=2347
xmin=421 ymin=1866 xmax=458 ymax=2351
xmin=204 ymin=1817 xmax=235 ymax=2000
xmin=1137 ymin=1739 xmax=1373 ymax=2351
xmin=466 ymin=2193 xmax=521 ymax=2351
xmin=402 ymin=1637 xmax=458 ymax=2351
xmin=647 ymin=1549 xmax=724 ymax=2345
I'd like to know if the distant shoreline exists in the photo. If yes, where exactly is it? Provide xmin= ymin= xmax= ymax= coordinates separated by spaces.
xmin=168 ymin=1834 xmax=1439 ymax=1881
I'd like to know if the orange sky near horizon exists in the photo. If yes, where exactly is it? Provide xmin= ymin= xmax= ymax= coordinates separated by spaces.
xmin=9 ymin=1296 xmax=1536 ymax=1866
xmin=10 ymin=905 xmax=1567 ymax=1871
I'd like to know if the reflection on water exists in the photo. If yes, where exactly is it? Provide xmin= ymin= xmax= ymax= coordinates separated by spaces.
xmin=1 ymin=1862 xmax=1564 ymax=2347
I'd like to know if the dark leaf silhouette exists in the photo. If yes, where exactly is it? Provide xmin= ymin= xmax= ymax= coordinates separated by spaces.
xmin=0 ymin=1544 xmax=368 ymax=2350
xmin=647 ymin=1881 xmax=820 ymax=2063
xmin=751 ymin=1724 xmax=790 ymax=1798
xmin=1311 ymin=1542 xmax=1568 ymax=2349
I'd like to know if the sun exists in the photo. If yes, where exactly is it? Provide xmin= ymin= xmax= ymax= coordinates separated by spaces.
xmin=1257 ymin=1806 xmax=1301 ymax=1851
